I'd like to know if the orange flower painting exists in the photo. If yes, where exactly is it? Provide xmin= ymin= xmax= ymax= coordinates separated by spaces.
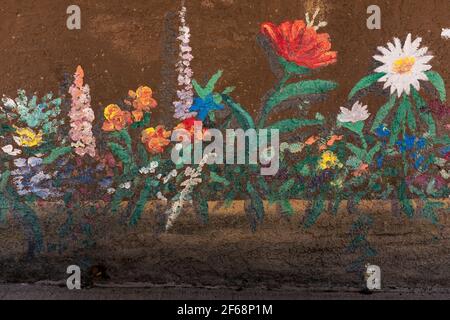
xmin=261 ymin=20 xmax=337 ymax=69
xmin=128 ymin=86 xmax=158 ymax=121
xmin=141 ymin=125 xmax=172 ymax=154
xmin=102 ymin=104 xmax=133 ymax=132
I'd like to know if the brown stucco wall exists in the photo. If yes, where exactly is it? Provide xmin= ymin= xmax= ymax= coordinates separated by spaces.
xmin=1 ymin=201 xmax=449 ymax=289
xmin=1 ymin=0 xmax=449 ymax=124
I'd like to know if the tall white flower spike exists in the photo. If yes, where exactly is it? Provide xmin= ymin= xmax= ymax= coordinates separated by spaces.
xmin=173 ymin=0 xmax=197 ymax=120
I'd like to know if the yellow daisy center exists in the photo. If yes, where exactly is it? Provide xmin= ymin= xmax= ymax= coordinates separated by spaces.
xmin=392 ymin=56 xmax=416 ymax=74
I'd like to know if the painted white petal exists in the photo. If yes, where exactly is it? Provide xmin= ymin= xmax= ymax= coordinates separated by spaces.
xmin=377 ymin=46 xmax=391 ymax=56
xmin=416 ymin=55 xmax=433 ymax=64
xmin=2 ymin=97 xmax=16 ymax=109
xmin=393 ymin=37 xmax=402 ymax=50
xmin=390 ymin=84 xmax=397 ymax=96
xmin=373 ymin=55 xmax=388 ymax=63
xmin=375 ymin=65 xmax=389 ymax=73
xmin=403 ymin=33 xmax=412 ymax=53
xmin=401 ymin=80 xmax=411 ymax=95
xmin=415 ymin=64 xmax=432 ymax=72
xmin=411 ymin=37 xmax=422 ymax=51
xmin=414 ymin=47 xmax=429 ymax=57
xmin=405 ymin=84 xmax=412 ymax=96
xmin=416 ymin=72 xmax=429 ymax=81
xmin=442 ymin=28 xmax=450 ymax=39
xmin=13 ymin=136 xmax=21 ymax=146
xmin=384 ymin=77 xmax=395 ymax=89
xmin=2 ymin=144 xmax=21 ymax=156
xmin=412 ymin=79 xmax=421 ymax=91
xmin=399 ymin=78 xmax=410 ymax=93
xmin=387 ymin=41 xmax=396 ymax=52
xmin=2 ymin=145 xmax=13 ymax=153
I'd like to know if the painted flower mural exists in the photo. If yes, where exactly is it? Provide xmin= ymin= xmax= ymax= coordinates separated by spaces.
xmin=1 ymin=90 xmax=66 ymax=202
xmin=0 ymin=4 xmax=447 ymax=270
xmin=0 ymin=89 xmax=69 ymax=256
xmin=347 ymin=31 xmax=449 ymax=230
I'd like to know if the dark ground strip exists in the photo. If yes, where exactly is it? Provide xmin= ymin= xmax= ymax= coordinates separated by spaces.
xmin=1 ymin=283 xmax=450 ymax=300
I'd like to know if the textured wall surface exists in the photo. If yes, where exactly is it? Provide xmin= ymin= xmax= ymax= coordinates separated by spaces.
xmin=1 ymin=0 xmax=449 ymax=122
xmin=1 ymin=200 xmax=449 ymax=289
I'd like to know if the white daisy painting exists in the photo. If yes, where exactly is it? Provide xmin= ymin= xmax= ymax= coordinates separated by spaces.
xmin=337 ymin=101 xmax=371 ymax=123
xmin=373 ymin=34 xmax=433 ymax=97
xmin=348 ymin=32 xmax=445 ymax=142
